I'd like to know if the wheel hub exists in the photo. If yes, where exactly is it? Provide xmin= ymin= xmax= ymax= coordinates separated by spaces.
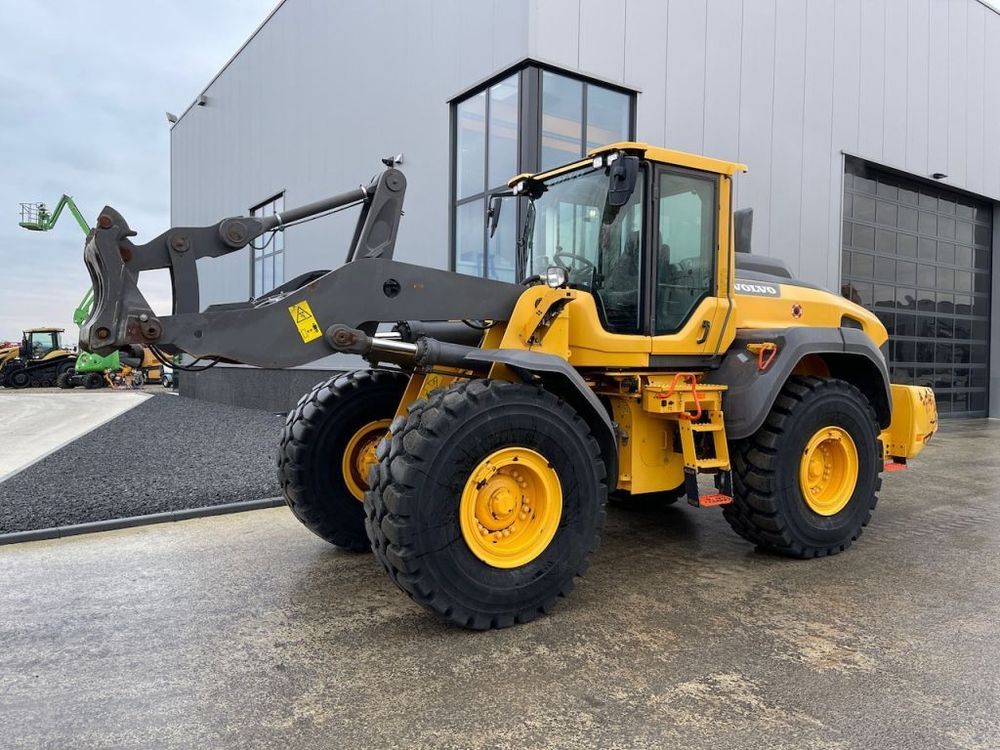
xmin=799 ymin=426 xmax=859 ymax=516
xmin=341 ymin=419 xmax=391 ymax=501
xmin=461 ymin=447 xmax=561 ymax=569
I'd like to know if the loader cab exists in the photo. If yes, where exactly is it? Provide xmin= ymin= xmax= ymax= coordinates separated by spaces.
xmin=511 ymin=142 xmax=747 ymax=357
xmin=21 ymin=328 xmax=64 ymax=360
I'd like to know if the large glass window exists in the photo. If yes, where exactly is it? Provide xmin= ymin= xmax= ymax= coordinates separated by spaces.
xmin=525 ymin=167 xmax=644 ymax=334
xmin=452 ymin=64 xmax=634 ymax=282
xmin=250 ymin=193 xmax=285 ymax=298
xmin=454 ymin=74 xmax=519 ymax=281
xmin=655 ymin=171 xmax=717 ymax=334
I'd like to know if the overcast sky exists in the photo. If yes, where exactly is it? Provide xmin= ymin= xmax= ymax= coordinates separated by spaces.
xmin=0 ymin=0 xmax=276 ymax=343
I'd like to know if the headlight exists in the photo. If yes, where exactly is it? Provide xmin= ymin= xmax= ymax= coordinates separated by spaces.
xmin=545 ymin=266 xmax=568 ymax=288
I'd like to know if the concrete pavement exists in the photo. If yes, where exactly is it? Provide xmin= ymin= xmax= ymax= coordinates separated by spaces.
xmin=0 ymin=389 xmax=150 ymax=482
xmin=1 ymin=420 xmax=998 ymax=749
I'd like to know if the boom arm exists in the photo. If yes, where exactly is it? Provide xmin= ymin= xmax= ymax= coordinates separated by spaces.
xmin=19 ymin=194 xmax=91 ymax=234
xmin=79 ymin=166 xmax=522 ymax=367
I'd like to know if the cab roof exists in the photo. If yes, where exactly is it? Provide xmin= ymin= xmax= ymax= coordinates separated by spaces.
xmin=24 ymin=327 xmax=64 ymax=333
xmin=508 ymin=141 xmax=748 ymax=187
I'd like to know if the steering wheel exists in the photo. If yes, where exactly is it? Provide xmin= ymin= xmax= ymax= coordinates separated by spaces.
xmin=553 ymin=250 xmax=596 ymax=276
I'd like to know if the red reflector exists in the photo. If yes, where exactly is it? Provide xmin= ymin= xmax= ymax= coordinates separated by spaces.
xmin=884 ymin=461 xmax=907 ymax=472
xmin=698 ymin=493 xmax=733 ymax=507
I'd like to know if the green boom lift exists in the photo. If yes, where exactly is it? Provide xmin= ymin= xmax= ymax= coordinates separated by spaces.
xmin=18 ymin=196 xmax=120 ymax=388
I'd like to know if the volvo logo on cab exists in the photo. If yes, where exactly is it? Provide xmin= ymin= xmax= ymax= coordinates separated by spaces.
xmin=734 ymin=280 xmax=780 ymax=297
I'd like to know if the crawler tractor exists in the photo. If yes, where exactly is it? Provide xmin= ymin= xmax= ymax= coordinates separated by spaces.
xmin=0 ymin=327 xmax=76 ymax=388
xmin=80 ymin=143 xmax=937 ymax=629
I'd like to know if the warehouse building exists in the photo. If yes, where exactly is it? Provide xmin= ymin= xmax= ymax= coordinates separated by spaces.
xmin=172 ymin=0 xmax=999 ymax=418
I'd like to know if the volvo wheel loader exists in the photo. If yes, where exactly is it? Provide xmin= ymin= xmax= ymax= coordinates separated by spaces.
xmin=79 ymin=142 xmax=937 ymax=630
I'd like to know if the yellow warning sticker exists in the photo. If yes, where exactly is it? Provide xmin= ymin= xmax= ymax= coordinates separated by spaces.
xmin=288 ymin=300 xmax=323 ymax=343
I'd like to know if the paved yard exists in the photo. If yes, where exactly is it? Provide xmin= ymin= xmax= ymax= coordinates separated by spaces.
xmin=0 ymin=420 xmax=997 ymax=749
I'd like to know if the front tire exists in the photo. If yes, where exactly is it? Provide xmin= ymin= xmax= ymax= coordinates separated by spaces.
xmin=8 ymin=368 xmax=30 ymax=389
xmin=278 ymin=369 xmax=408 ymax=551
xmin=57 ymin=370 xmax=77 ymax=389
xmin=365 ymin=379 xmax=607 ymax=629
xmin=722 ymin=376 xmax=882 ymax=558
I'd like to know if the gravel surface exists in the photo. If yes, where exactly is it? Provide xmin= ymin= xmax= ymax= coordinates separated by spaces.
xmin=0 ymin=393 xmax=285 ymax=533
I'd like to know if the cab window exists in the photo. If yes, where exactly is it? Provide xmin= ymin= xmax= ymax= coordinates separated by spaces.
xmin=655 ymin=170 xmax=717 ymax=335
xmin=526 ymin=167 xmax=644 ymax=334
xmin=28 ymin=332 xmax=59 ymax=357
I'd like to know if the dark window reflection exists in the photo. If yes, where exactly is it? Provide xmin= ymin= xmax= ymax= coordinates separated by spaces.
xmin=842 ymin=157 xmax=991 ymax=417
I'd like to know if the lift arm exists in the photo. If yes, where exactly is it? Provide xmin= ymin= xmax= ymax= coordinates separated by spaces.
xmin=79 ymin=165 xmax=523 ymax=367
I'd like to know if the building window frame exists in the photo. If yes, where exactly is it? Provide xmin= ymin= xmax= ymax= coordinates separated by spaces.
xmin=449 ymin=60 xmax=637 ymax=281
xmin=249 ymin=191 xmax=285 ymax=299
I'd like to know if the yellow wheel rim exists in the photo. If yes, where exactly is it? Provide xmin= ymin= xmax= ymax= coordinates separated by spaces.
xmin=799 ymin=426 xmax=859 ymax=516
xmin=341 ymin=419 xmax=391 ymax=501
xmin=460 ymin=447 xmax=562 ymax=569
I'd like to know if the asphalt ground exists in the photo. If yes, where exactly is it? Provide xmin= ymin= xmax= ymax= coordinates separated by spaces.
xmin=0 ymin=392 xmax=284 ymax=533
xmin=0 ymin=419 xmax=997 ymax=749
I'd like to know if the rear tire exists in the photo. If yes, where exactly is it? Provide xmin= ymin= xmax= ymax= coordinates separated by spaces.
xmin=278 ymin=369 xmax=408 ymax=551
xmin=84 ymin=372 xmax=104 ymax=389
xmin=722 ymin=376 xmax=882 ymax=558
xmin=365 ymin=379 xmax=607 ymax=629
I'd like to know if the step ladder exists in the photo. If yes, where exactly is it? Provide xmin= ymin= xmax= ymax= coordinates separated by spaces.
xmin=643 ymin=373 xmax=733 ymax=508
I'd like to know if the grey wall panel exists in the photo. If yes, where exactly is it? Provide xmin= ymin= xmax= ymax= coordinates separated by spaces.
xmin=528 ymin=0 xmax=579 ymax=69
xmin=964 ymin=1 xmax=986 ymax=197
xmin=664 ymin=0 xmax=708 ymax=156
xmin=927 ymin=0 xmax=950 ymax=178
xmin=857 ymin=0 xmax=886 ymax=161
xmin=769 ymin=0 xmax=807 ymax=277
xmin=623 ymin=0 xmax=668 ymax=146
xmin=946 ymin=0 xmax=969 ymax=187
xmin=985 ymin=11 xmax=1000 ymax=201
xmin=172 ymin=0 xmax=531 ymax=313
xmin=173 ymin=0 xmax=1000 ymax=362
xmin=702 ymin=0 xmax=743 ymax=169
xmin=882 ymin=0 xmax=908 ymax=169
xmin=579 ymin=0 xmax=626 ymax=82
xmin=799 ymin=0 xmax=837 ymax=290
xmin=905 ymin=0 xmax=930 ymax=178
xmin=734 ymin=0 xmax=777 ymax=260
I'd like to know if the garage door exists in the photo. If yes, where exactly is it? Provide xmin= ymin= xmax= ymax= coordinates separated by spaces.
xmin=841 ymin=157 xmax=992 ymax=418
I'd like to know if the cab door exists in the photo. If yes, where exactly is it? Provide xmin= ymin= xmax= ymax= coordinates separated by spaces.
xmin=649 ymin=166 xmax=733 ymax=359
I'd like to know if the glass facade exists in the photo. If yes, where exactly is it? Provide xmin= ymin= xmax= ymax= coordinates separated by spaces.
xmin=250 ymin=193 xmax=285 ymax=298
xmin=452 ymin=64 xmax=634 ymax=282
xmin=841 ymin=158 xmax=992 ymax=417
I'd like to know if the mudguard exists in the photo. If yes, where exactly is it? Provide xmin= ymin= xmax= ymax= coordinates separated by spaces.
xmin=463 ymin=348 xmax=619 ymax=483
xmin=704 ymin=327 xmax=893 ymax=440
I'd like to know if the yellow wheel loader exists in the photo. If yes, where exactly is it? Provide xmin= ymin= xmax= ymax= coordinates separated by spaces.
xmin=79 ymin=143 xmax=937 ymax=629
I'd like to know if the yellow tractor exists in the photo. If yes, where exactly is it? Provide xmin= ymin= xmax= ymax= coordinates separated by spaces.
xmin=79 ymin=142 xmax=937 ymax=629
xmin=0 ymin=327 xmax=77 ymax=388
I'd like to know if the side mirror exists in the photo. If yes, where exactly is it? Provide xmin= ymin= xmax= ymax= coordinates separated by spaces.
xmin=488 ymin=194 xmax=503 ymax=238
xmin=606 ymin=155 xmax=639 ymax=209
